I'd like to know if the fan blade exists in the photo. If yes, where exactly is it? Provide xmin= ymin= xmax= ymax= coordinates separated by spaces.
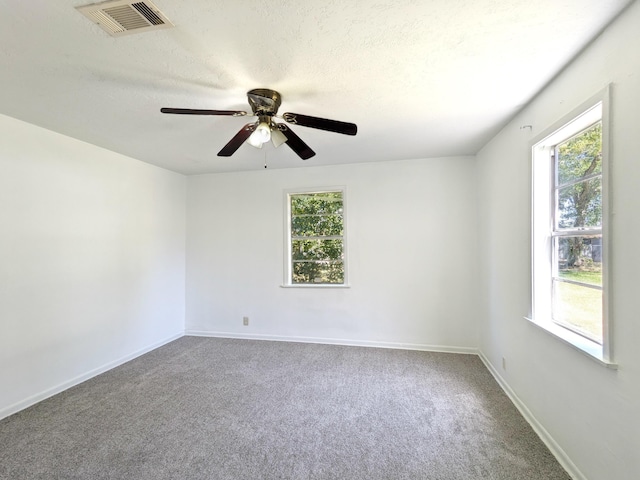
xmin=218 ymin=123 xmax=256 ymax=157
xmin=161 ymin=107 xmax=247 ymax=116
xmin=279 ymin=124 xmax=315 ymax=160
xmin=282 ymin=112 xmax=357 ymax=136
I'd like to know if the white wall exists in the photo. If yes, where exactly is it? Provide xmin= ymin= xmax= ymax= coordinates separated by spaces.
xmin=0 ymin=114 xmax=186 ymax=418
xmin=476 ymin=3 xmax=640 ymax=479
xmin=186 ymin=157 xmax=479 ymax=351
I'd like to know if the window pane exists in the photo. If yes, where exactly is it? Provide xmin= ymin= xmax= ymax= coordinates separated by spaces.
xmin=552 ymin=279 xmax=602 ymax=343
xmin=555 ymin=236 xmax=602 ymax=284
xmin=292 ymin=239 xmax=343 ymax=262
xmin=291 ymin=192 xmax=343 ymax=216
xmin=556 ymin=122 xmax=602 ymax=185
xmin=291 ymin=213 xmax=343 ymax=237
xmin=293 ymin=261 xmax=344 ymax=284
xmin=557 ymin=178 xmax=602 ymax=229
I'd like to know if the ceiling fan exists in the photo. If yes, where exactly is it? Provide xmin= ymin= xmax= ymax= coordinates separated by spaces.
xmin=161 ymin=88 xmax=357 ymax=160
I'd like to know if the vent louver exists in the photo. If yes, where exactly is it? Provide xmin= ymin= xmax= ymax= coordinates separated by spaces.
xmin=76 ymin=0 xmax=173 ymax=37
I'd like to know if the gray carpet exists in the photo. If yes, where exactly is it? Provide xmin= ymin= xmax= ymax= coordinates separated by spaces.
xmin=0 ymin=336 xmax=570 ymax=479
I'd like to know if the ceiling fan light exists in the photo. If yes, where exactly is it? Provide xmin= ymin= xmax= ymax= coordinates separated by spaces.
xmin=247 ymin=132 xmax=263 ymax=148
xmin=257 ymin=121 xmax=271 ymax=140
xmin=271 ymin=127 xmax=287 ymax=148
xmin=248 ymin=120 xmax=271 ymax=148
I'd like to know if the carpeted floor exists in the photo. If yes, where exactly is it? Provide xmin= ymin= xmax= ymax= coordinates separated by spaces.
xmin=0 ymin=336 xmax=570 ymax=479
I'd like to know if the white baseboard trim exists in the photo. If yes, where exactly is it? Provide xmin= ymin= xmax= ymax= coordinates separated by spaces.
xmin=477 ymin=351 xmax=587 ymax=480
xmin=0 ymin=332 xmax=184 ymax=421
xmin=185 ymin=330 xmax=478 ymax=355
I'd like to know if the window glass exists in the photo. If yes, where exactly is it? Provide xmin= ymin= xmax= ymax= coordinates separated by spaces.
xmin=555 ymin=237 xmax=602 ymax=286
xmin=556 ymin=180 xmax=602 ymax=229
xmin=552 ymin=280 xmax=602 ymax=341
xmin=556 ymin=123 xmax=602 ymax=185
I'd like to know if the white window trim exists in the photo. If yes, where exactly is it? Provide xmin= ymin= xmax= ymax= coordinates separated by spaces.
xmin=528 ymin=86 xmax=616 ymax=368
xmin=282 ymin=186 xmax=350 ymax=288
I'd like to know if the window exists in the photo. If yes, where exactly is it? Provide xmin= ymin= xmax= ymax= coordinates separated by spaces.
xmin=552 ymin=121 xmax=603 ymax=342
xmin=284 ymin=189 xmax=347 ymax=286
xmin=531 ymin=89 xmax=613 ymax=365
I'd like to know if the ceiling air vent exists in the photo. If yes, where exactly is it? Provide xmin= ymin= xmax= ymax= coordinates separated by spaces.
xmin=76 ymin=0 xmax=173 ymax=37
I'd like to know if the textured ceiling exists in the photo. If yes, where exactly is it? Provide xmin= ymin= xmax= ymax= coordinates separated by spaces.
xmin=0 ymin=0 xmax=633 ymax=174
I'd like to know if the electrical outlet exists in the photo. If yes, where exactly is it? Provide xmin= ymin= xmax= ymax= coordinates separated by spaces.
xmin=243 ymin=316 xmax=249 ymax=326
xmin=502 ymin=357 xmax=506 ymax=370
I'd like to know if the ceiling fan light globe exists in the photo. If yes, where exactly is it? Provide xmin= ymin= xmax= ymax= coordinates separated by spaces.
xmin=248 ymin=121 xmax=271 ymax=148
xmin=247 ymin=131 xmax=264 ymax=148
xmin=255 ymin=122 xmax=271 ymax=143
xmin=271 ymin=128 xmax=287 ymax=148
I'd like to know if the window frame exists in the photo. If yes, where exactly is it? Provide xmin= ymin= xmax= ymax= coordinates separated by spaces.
xmin=282 ymin=186 xmax=349 ymax=288
xmin=529 ymin=86 xmax=615 ymax=367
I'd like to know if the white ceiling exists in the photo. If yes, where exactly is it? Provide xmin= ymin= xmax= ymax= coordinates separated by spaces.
xmin=0 ymin=0 xmax=632 ymax=175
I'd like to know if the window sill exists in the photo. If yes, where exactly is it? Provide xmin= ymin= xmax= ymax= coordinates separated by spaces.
xmin=280 ymin=284 xmax=351 ymax=289
xmin=524 ymin=316 xmax=617 ymax=369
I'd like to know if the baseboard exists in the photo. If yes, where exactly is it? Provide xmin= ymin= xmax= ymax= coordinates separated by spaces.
xmin=0 ymin=332 xmax=184 ymax=421
xmin=185 ymin=330 xmax=478 ymax=355
xmin=477 ymin=351 xmax=587 ymax=480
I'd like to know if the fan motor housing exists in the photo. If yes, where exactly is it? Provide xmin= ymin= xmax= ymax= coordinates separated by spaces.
xmin=247 ymin=89 xmax=282 ymax=116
